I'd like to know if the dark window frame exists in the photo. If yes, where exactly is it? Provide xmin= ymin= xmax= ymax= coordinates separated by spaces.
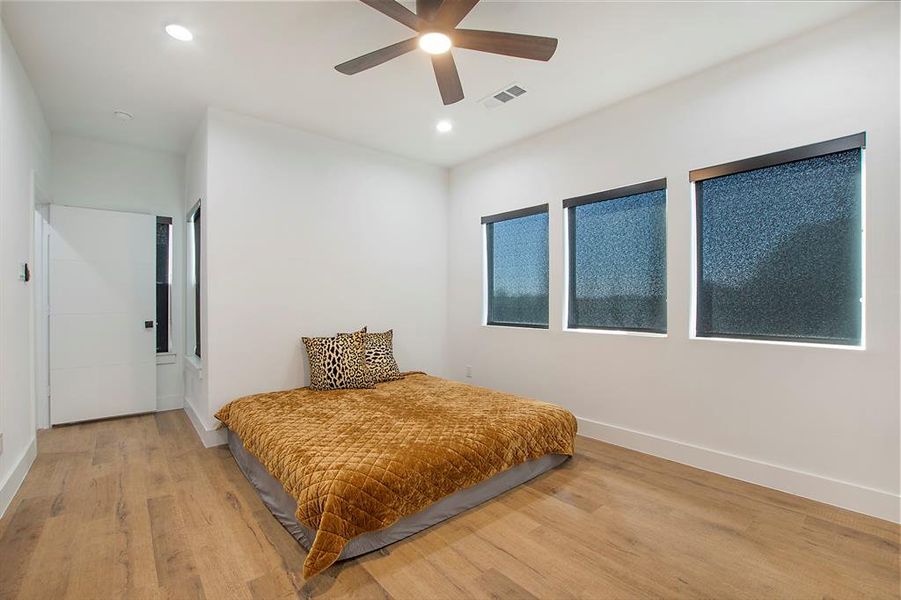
xmin=483 ymin=204 xmax=550 ymax=329
xmin=564 ymin=179 xmax=668 ymax=334
xmin=689 ymin=132 xmax=865 ymax=183
xmin=481 ymin=203 xmax=549 ymax=225
xmin=156 ymin=216 xmax=173 ymax=353
xmin=189 ymin=201 xmax=202 ymax=359
xmin=692 ymin=133 xmax=865 ymax=346
xmin=562 ymin=178 xmax=667 ymax=209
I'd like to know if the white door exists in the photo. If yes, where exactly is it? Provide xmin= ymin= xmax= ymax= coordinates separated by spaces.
xmin=49 ymin=205 xmax=157 ymax=424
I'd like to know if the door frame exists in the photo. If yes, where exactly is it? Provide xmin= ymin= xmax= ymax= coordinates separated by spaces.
xmin=32 ymin=173 xmax=50 ymax=430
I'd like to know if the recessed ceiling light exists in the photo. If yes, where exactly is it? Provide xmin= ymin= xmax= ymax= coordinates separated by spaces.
xmin=165 ymin=24 xmax=193 ymax=42
xmin=419 ymin=32 xmax=451 ymax=55
xmin=114 ymin=110 xmax=134 ymax=121
xmin=436 ymin=120 xmax=453 ymax=133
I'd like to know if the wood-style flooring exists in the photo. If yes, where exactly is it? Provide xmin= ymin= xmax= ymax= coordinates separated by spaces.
xmin=0 ymin=410 xmax=897 ymax=599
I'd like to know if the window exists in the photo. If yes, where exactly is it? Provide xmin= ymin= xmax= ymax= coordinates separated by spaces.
xmin=189 ymin=203 xmax=201 ymax=358
xmin=692 ymin=133 xmax=864 ymax=346
xmin=565 ymin=179 xmax=667 ymax=333
xmin=155 ymin=216 xmax=173 ymax=353
xmin=483 ymin=205 xmax=549 ymax=328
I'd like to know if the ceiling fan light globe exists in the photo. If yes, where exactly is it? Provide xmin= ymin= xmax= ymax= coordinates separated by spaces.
xmin=165 ymin=24 xmax=193 ymax=42
xmin=419 ymin=32 xmax=452 ymax=55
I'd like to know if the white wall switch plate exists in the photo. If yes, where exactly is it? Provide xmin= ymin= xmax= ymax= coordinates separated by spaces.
xmin=465 ymin=365 xmax=473 ymax=378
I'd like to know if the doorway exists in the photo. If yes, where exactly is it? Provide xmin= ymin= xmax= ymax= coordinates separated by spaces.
xmin=32 ymin=200 xmax=50 ymax=429
xmin=47 ymin=205 xmax=158 ymax=424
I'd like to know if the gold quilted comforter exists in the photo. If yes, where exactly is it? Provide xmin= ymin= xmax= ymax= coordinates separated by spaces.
xmin=214 ymin=373 xmax=577 ymax=578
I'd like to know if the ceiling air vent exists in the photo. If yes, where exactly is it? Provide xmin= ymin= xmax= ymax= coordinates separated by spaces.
xmin=482 ymin=83 xmax=527 ymax=109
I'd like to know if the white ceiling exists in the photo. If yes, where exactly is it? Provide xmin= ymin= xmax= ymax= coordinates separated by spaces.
xmin=2 ymin=1 xmax=869 ymax=166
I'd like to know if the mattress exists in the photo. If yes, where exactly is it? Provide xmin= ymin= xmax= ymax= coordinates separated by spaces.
xmin=215 ymin=373 xmax=576 ymax=577
xmin=228 ymin=428 xmax=568 ymax=561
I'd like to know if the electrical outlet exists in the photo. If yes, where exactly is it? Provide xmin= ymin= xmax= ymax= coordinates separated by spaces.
xmin=465 ymin=365 xmax=473 ymax=378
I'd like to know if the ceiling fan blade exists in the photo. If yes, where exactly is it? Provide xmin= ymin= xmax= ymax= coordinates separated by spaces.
xmin=358 ymin=0 xmax=426 ymax=31
xmin=453 ymin=29 xmax=558 ymax=61
xmin=431 ymin=52 xmax=464 ymax=105
xmin=434 ymin=0 xmax=480 ymax=27
xmin=416 ymin=0 xmax=443 ymax=21
xmin=335 ymin=38 xmax=419 ymax=75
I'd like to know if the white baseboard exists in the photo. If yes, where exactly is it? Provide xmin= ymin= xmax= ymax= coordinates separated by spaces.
xmin=183 ymin=397 xmax=226 ymax=448
xmin=0 ymin=436 xmax=38 ymax=519
xmin=156 ymin=394 xmax=184 ymax=411
xmin=576 ymin=416 xmax=900 ymax=524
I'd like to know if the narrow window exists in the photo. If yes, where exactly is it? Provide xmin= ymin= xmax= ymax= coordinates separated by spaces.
xmin=692 ymin=133 xmax=864 ymax=345
xmin=155 ymin=216 xmax=173 ymax=353
xmin=190 ymin=204 xmax=202 ymax=358
xmin=483 ymin=205 xmax=549 ymax=328
xmin=565 ymin=179 xmax=667 ymax=333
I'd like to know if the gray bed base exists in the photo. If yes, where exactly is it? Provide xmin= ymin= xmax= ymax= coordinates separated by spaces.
xmin=227 ymin=429 xmax=568 ymax=561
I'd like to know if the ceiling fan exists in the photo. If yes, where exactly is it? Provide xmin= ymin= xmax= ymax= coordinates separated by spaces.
xmin=335 ymin=0 xmax=558 ymax=105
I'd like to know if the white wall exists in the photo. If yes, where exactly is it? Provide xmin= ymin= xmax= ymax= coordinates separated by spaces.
xmin=0 ymin=24 xmax=51 ymax=516
xmin=50 ymin=134 xmax=186 ymax=411
xmin=187 ymin=108 xmax=449 ymax=435
xmin=447 ymin=5 xmax=900 ymax=521
xmin=183 ymin=115 xmax=209 ymax=439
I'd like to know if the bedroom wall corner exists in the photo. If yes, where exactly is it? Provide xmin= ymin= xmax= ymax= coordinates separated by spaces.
xmin=201 ymin=108 xmax=451 ymax=424
xmin=445 ymin=4 xmax=900 ymax=522
xmin=183 ymin=112 xmax=214 ymax=441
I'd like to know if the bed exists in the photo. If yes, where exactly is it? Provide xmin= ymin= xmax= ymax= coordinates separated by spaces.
xmin=215 ymin=373 xmax=577 ymax=578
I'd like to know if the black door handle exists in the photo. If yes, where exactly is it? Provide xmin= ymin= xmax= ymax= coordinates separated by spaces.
xmin=145 ymin=321 xmax=154 ymax=329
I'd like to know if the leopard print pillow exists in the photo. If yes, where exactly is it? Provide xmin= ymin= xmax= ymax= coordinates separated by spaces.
xmin=364 ymin=329 xmax=403 ymax=383
xmin=302 ymin=330 xmax=373 ymax=390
